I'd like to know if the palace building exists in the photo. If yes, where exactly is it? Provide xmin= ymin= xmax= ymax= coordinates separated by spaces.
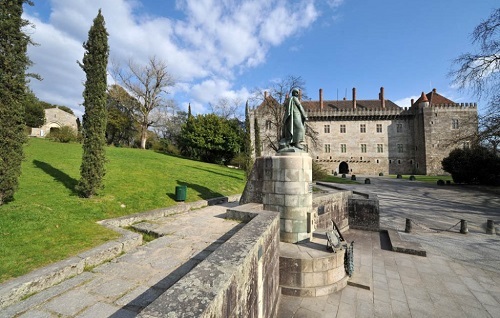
xmin=251 ymin=87 xmax=478 ymax=175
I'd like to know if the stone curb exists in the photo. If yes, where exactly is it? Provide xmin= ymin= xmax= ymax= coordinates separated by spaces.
xmin=385 ymin=229 xmax=427 ymax=257
xmin=0 ymin=195 xmax=240 ymax=310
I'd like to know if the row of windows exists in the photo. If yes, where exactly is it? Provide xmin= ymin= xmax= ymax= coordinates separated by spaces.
xmin=324 ymin=123 xmax=402 ymax=134
xmin=324 ymin=143 xmax=406 ymax=154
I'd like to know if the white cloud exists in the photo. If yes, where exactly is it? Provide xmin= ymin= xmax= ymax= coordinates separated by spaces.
xmin=394 ymin=95 xmax=419 ymax=108
xmin=24 ymin=0 xmax=327 ymax=115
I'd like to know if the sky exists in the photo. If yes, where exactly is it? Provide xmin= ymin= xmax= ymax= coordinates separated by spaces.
xmin=23 ymin=0 xmax=499 ymax=118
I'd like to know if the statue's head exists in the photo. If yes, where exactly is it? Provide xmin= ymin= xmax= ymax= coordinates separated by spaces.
xmin=291 ymin=88 xmax=299 ymax=96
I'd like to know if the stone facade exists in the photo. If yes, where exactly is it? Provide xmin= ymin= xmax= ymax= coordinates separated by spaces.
xmin=251 ymin=88 xmax=478 ymax=175
xmin=30 ymin=107 xmax=78 ymax=137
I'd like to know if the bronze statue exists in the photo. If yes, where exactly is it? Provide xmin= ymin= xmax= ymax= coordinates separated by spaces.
xmin=279 ymin=88 xmax=308 ymax=151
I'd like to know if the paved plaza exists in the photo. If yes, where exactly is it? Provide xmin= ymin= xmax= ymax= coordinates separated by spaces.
xmin=1 ymin=177 xmax=500 ymax=317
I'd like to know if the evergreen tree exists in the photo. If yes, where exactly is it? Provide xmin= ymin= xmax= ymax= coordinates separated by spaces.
xmin=254 ymin=116 xmax=262 ymax=157
xmin=0 ymin=0 xmax=33 ymax=204
xmin=77 ymin=10 xmax=109 ymax=198
xmin=243 ymin=102 xmax=253 ymax=177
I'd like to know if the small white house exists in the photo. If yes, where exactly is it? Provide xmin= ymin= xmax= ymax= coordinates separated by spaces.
xmin=30 ymin=107 xmax=78 ymax=137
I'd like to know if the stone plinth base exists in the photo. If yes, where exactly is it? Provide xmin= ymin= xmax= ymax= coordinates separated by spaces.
xmin=263 ymin=152 xmax=312 ymax=243
xmin=279 ymin=232 xmax=348 ymax=297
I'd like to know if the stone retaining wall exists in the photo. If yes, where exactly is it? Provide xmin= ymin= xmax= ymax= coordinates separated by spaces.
xmin=316 ymin=182 xmax=379 ymax=231
xmin=312 ymin=191 xmax=351 ymax=231
xmin=139 ymin=205 xmax=281 ymax=318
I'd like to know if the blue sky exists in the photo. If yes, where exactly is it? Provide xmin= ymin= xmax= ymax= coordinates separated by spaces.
xmin=23 ymin=0 xmax=498 ymax=118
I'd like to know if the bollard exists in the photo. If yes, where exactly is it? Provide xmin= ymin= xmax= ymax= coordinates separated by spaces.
xmin=405 ymin=218 xmax=412 ymax=233
xmin=460 ymin=219 xmax=468 ymax=234
xmin=486 ymin=219 xmax=495 ymax=235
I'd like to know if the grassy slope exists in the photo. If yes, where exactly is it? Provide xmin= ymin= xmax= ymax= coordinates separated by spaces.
xmin=0 ymin=138 xmax=245 ymax=282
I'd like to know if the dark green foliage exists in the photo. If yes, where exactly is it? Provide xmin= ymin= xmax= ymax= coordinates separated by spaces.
xmin=77 ymin=10 xmax=109 ymax=198
xmin=0 ymin=0 xmax=33 ymax=204
xmin=442 ymin=146 xmax=500 ymax=185
xmin=179 ymin=114 xmax=243 ymax=164
xmin=254 ymin=116 xmax=261 ymax=157
xmin=351 ymin=175 xmax=356 ymax=181
xmin=312 ymin=161 xmax=327 ymax=181
xmin=243 ymin=102 xmax=253 ymax=178
xmin=47 ymin=126 xmax=77 ymax=143
xmin=24 ymin=90 xmax=45 ymax=127
xmin=106 ymin=85 xmax=137 ymax=146
xmin=409 ymin=175 xmax=416 ymax=181
xmin=437 ymin=179 xmax=445 ymax=186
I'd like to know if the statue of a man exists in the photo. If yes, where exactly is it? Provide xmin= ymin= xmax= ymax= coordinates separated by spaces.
xmin=279 ymin=88 xmax=308 ymax=151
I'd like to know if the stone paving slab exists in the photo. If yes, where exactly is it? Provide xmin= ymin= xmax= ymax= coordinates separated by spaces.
xmin=0 ymin=201 xmax=242 ymax=318
xmin=278 ymin=177 xmax=500 ymax=317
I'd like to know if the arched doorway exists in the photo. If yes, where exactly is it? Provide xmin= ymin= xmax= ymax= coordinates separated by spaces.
xmin=339 ymin=161 xmax=349 ymax=174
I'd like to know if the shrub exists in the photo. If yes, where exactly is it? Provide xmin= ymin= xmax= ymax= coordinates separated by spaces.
xmin=364 ymin=178 xmax=371 ymax=184
xmin=333 ymin=171 xmax=338 ymax=176
xmin=351 ymin=175 xmax=356 ymax=180
xmin=396 ymin=174 xmax=402 ymax=179
xmin=437 ymin=179 xmax=445 ymax=186
xmin=409 ymin=175 xmax=416 ymax=181
xmin=442 ymin=146 xmax=500 ymax=185
xmin=47 ymin=126 xmax=77 ymax=143
xmin=312 ymin=161 xmax=328 ymax=181
xmin=341 ymin=173 xmax=346 ymax=178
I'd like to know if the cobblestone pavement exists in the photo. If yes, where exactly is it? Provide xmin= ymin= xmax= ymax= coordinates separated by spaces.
xmin=278 ymin=177 xmax=500 ymax=317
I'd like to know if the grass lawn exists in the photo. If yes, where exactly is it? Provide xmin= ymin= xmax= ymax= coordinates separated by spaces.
xmin=0 ymin=138 xmax=245 ymax=283
xmin=388 ymin=174 xmax=453 ymax=183
xmin=318 ymin=175 xmax=359 ymax=184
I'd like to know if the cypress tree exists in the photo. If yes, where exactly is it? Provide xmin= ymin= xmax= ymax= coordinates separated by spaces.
xmin=254 ymin=116 xmax=261 ymax=157
xmin=244 ymin=102 xmax=254 ymax=178
xmin=77 ymin=10 xmax=109 ymax=197
xmin=0 ymin=0 xmax=33 ymax=204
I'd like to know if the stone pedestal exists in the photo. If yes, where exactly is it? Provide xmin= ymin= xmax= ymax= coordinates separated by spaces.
xmin=263 ymin=152 xmax=312 ymax=243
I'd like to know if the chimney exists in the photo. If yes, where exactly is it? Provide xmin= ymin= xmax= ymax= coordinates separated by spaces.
xmin=299 ymin=89 xmax=302 ymax=101
xmin=264 ymin=91 xmax=268 ymax=99
xmin=380 ymin=87 xmax=385 ymax=109
xmin=352 ymin=87 xmax=357 ymax=109
xmin=432 ymin=88 xmax=436 ymax=94
xmin=411 ymin=98 xmax=414 ymax=107
xmin=319 ymin=88 xmax=323 ymax=111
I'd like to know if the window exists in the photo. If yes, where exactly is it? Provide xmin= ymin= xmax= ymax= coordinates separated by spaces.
xmin=396 ymin=123 xmax=403 ymax=133
xmin=376 ymin=124 xmax=382 ymax=133
xmin=397 ymin=144 xmax=404 ymax=153
xmin=377 ymin=144 xmax=384 ymax=153
xmin=324 ymin=124 xmax=330 ymax=133
xmin=452 ymin=119 xmax=459 ymax=129
xmin=265 ymin=120 xmax=272 ymax=130
xmin=360 ymin=144 xmax=367 ymax=153
xmin=340 ymin=144 xmax=347 ymax=153
xmin=360 ymin=124 xmax=366 ymax=133
xmin=324 ymin=144 xmax=331 ymax=153
xmin=340 ymin=124 xmax=346 ymax=133
xmin=398 ymin=159 xmax=401 ymax=164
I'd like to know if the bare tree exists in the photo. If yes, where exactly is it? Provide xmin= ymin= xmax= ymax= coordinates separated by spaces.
xmin=111 ymin=56 xmax=175 ymax=149
xmin=450 ymin=7 xmax=500 ymax=154
xmin=209 ymin=97 xmax=244 ymax=120
xmin=250 ymin=75 xmax=318 ymax=152
xmin=450 ymin=8 xmax=500 ymax=105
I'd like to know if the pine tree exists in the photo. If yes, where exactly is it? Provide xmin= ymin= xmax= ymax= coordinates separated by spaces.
xmin=77 ymin=10 xmax=109 ymax=198
xmin=0 ymin=0 xmax=33 ymax=204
